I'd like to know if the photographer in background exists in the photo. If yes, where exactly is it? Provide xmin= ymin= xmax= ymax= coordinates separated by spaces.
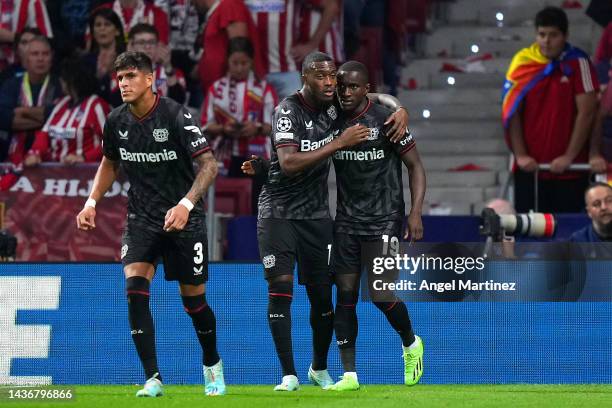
xmin=570 ymin=182 xmax=612 ymax=242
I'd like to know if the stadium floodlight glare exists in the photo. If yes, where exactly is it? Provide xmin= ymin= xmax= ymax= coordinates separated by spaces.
xmin=422 ymin=109 xmax=431 ymax=119
xmin=447 ymin=76 xmax=456 ymax=85
xmin=496 ymin=12 xmax=504 ymax=21
xmin=471 ymin=44 xmax=479 ymax=53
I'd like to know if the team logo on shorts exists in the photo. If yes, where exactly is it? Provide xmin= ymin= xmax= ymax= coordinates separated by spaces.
xmin=368 ymin=127 xmax=379 ymax=140
xmin=327 ymin=105 xmax=337 ymax=120
xmin=263 ymin=254 xmax=276 ymax=269
xmin=152 ymin=128 xmax=169 ymax=142
xmin=276 ymin=117 xmax=292 ymax=132
xmin=121 ymin=244 xmax=128 ymax=259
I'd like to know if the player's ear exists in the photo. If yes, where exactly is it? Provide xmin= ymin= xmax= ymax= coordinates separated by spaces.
xmin=145 ymin=71 xmax=153 ymax=87
xmin=365 ymin=83 xmax=370 ymax=93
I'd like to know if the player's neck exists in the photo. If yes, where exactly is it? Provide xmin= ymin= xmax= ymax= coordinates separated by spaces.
xmin=299 ymin=89 xmax=323 ymax=110
xmin=129 ymin=90 xmax=156 ymax=118
xmin=346 ymin=98 xmax=368 ymax=118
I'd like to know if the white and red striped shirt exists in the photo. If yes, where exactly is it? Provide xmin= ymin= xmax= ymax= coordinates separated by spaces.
xmin=298 ymin=0 xmax=344 ymax=63
xmin=31 ymin=95 xmax=110 ymax=162
xmin=201 ymin=72 xmax=278 ymax=173
xmin=0 ymin=0 xmax=53 ymax=69
xmin=245 ymin=0 xmax=299 ymax=73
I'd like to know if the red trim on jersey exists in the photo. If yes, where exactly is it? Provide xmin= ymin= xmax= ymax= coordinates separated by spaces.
xmin=399 ymin=143 xmax=416 ymax=155
xmin=192 ymin=146 xmax=211 ymax=158
xmin=131 ymin=94 xmax=160 ymax=122
xmin=297 ymin=91 xmax=317 ymax=112
xmin=276 ymin=143 xmax=299 ymax=149
xmin=269 ymin=292 xmax=293 ymax=298
xmin=349 ymin=98 xmax=371 ymax=121
xmin=127 ymin=290 xmax=150 ymax=296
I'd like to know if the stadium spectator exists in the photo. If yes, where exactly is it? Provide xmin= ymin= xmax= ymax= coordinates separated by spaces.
xmin=91 ymin=0 xmax=169 ymax=44
xmin=0 ymin=35 xmax=62 ymax=188
xmin=201 ymin=37 xmax=277 ymax=211
xmin=0 ymin=28 xmax=41 ymax=86
xmin=127 ymin=23 xmax=186 ymax=104
xmin=82 ymin=7 xmax=126 ymax=107
xmin=569 ymin=182 xmax=612 ymax=241
xmin=296 ymin=0 xmax=343 ymax=64
xmin=24 ymin=58 xmax=110 ymax=166
xmin=193 ymin=0 xmax=264 ymax=96
xmin=46 ymin=0 xmax=96 ymax=59
xmin=502 ymin=7 xmax=599 ymax=213
xmin=0 ymin=0 xmax=53 ymax=73
xmin=153 ymin=0 xmax=202 ymax=104
xmin=245 ymin=0 xmax=302 ymax=99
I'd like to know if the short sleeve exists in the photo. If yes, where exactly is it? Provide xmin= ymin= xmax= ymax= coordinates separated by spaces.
xmin=175 ymin=107 xmax=211 ymax=157
xmin=390 ymin=127 xmax=416 ymax=156
xmin=573 ymin=57 xmax=599 ymax=95
xmin=271 ymin=102 xmax=302 ymax=149
xmin=102 ymin=117 xmax=119 ymax=161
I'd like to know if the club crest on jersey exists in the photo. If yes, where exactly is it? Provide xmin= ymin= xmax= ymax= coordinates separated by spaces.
xmin=263 ymin=254 xmax=276 ymax=268
xmin=277 ymin=117 xmax=292 ymax=132
xmin=119 ymin=130 xmax=129 ymax=140
xmin=327 ymin=105 xmax=337 ymax=120
xmin=368 ymin=127 xmax=379 ymax=140
xmin=153 ymin=128 xmax=169 ymax=142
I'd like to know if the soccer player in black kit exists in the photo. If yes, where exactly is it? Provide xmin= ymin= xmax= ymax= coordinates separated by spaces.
xmin=256 ymin=52 xmax=410 ymax=391
xmin=329 ymin=61 xmax=426 ymax=390
xmin=76 ymin=52 xmax=224 ymax=397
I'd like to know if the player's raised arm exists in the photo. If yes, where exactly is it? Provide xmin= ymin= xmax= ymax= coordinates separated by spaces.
xmin=367 ymin=92 xmax=410 ymax=142
xmin=76 ymin=156 xmax=120 ymax=231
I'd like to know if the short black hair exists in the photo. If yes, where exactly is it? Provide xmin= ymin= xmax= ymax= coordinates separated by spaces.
xmin=60 ymin=58 xmax=97 ymax=100
xmin=128 ymin=23 xmax=159 ymax=41
xmin=585 ymin=182 xmax=612 ymax=204
xmin=114 ymin=51 xmax=153 ymax=73
xmin=338 ymin=60 xmax=369 ymax=80
xmin=227 ymin=37 xmax=254 ymax=59
xmin=301 ymin=51 xmax=333 ymax=75
xmin=535 ymin=6 xmax=569 ymax=35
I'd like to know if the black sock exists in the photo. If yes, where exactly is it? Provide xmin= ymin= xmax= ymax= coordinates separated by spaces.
xmin=306 ymin=284 xmax=334 ymax=371
xmin=335 ymin=289 xmax=358 ymax=372
xmin=268 ymin=281 xmax=296 ymax=376
xmin=182 ymin=294 xmax=220 ymax=367
xmin=126 ymin=277 xmax=161 ymax=382
xmin=374 ymin=301 xmax=415 ymax=347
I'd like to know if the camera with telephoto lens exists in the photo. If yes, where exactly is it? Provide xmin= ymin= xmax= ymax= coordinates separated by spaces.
xmin=479 ymin=208 xmax=556 ymax=242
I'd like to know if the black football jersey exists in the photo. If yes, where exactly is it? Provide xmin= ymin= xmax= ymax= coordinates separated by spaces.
xmin=258 ymin=92 xmax=341 ymax=220
xmin=102 ymin=96 xmax=211 ymax=233
xmin=333 ymin=100 xmax=416 ymax=235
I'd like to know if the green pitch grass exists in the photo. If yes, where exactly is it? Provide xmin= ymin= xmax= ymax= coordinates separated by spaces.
xmin=9 ymin=385 xmax=612 ymax=408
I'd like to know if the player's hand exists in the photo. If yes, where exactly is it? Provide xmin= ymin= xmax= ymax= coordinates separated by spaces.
xmin=24 ymin=154 xmax=41 ymax=167
xmin=164 ymin=204 xmax=190 ymax=232
xmin=241 ymin=155 xmax=259 ymax=176
xmin=240 ymin=121 xmax=258 ymax=138
xmin=76 ymin=206 xmax=96 ymax=231
xmin=405 ymin=211 xmax=423 ymax=242
xmin=337 ymin=124 xmax=370 ymax=148
xmin=515 ymin=155 xmax=538 ymax=172
xmin=384 ymin=108 xmax=409 ymax=143
xmin=550 ymin=154 xmax=572 ymax=174
xmin=157 ymin=44 xmax=172 ymax=67
xmin=62 ymin=154 xmax=85 ymax=165
xmin=589 ymin=154 xmax=607 ymax=173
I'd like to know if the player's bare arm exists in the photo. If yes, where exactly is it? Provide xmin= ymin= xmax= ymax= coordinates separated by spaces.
xmin=164 ymin=151 xmax=218 ymax=232
xmin=277 ymin=124 xmax=370 ymax=176
xmin=367 ymin=93 xmax=410 ymax=142
xmin=401 ymin=148 xmax=426 ymax=241
xmin=76 ymin=156 xmax=120 ymax=231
